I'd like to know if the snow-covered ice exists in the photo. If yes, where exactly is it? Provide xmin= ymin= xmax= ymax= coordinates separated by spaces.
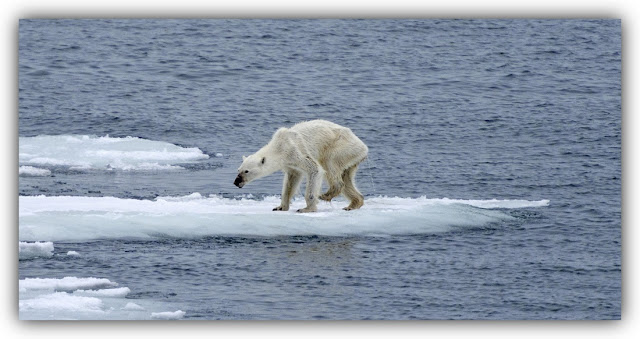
xmin=19 ymin=241 xmax=54 ymax=260
xmin=19 ymin=166 xmax=52 ymax=176
xmin=151 ymin=310 xmax=186 ymax=320
xmin=122 ymin=302 xmax=145 ymax=311
xmin=19 ymin=134 xmax=209 ymax=171
xmin=19 ymin=193 xmax=549 ymax=242
xmin=19 ymin=277 xmax=186 ymax=320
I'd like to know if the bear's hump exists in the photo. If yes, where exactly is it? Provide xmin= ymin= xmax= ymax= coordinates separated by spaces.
xmin=290 ymin=119 xmax=345 ymax=132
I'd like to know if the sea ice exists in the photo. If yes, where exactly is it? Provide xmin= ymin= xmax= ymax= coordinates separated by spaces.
xmin=19 ymin=276 xmax=187 ymax=320
xmin=19 ymin=165 xmax=51 ymax=176
xmin=122 ymin=302 xmax=145 ymax=311
xmin=19 ymin=194 xmax=550 ymax=242
xmin=19 ymin=134 xmax=209 ymax=171
xmin=19 ymin=241 xmax=54 ymax=260
xmin=151 ymin=310 xmax=186 ymax=320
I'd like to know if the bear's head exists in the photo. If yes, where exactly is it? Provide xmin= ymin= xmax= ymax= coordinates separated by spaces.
xmin=234 ymin=154 xmax=272 ymax=188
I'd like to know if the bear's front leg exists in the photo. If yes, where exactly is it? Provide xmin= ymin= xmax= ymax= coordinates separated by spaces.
xmin=274 ymin=169 xmax=302 ymax=211
xmin=297 ymin=164 xmax=322 ymax=213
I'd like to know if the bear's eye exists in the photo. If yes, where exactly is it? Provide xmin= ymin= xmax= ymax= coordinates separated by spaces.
xmin=261 ymin=157 xmax=265 ymax=165
xmin=244 ymin=170 xmax=249 ymax=174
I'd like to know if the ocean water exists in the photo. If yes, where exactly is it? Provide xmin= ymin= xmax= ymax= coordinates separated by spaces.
xmin=18 ymin=19 xmax=621 ymax=320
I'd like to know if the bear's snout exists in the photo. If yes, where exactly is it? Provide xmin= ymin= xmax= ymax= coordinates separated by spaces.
xmin=234 ymin=174 xmax=245 ymax=188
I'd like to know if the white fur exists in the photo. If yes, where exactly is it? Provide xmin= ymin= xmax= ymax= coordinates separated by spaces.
xmin=235 ymin=120 xmax=368 ymax=212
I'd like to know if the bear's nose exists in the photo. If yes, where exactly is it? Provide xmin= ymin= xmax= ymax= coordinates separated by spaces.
xmin=234 ymin=174 xmax=243 ymax=188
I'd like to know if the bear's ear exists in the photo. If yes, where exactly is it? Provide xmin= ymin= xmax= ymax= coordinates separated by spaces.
xmin=261 ymin=157 xmax=265 ymax=165
xmin=242 ymin=155 xmax=247 ymax=161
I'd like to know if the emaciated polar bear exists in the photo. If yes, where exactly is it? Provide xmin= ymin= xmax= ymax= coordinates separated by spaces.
xmin=234 ymin=120 xmax=368 ymax=213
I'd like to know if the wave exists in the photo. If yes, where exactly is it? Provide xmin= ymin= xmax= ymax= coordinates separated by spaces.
xmin=19 ymin=135 xmax=209 ymax=171
xmin=19 ymin=193 xmax=549 ymax=241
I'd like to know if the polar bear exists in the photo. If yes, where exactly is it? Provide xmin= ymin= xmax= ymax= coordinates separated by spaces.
xmin=234 ymin=119 xmax=368 ymax=213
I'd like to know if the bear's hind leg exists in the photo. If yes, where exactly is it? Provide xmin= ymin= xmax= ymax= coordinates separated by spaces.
xmin=342 ymin=164 xmax=364 ymax=210
xmin=321 ymin=132 xmax=367 ymax=204
xmin=297 ymin=165 xmax=322 ymax=213
xmin=319 ymin=171 xmax=344 ymax=202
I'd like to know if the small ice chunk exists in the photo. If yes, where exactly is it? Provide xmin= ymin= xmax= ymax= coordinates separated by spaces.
xmin=19 ymin=292 xmax=104 ymax=313
xmin=67 ymin=251 xmax=80 ymax=256
xmin=19 ymin=166 xmax=51 ymax=176
xmin=122 ymin=302 xmax=145 ymax=311
xmin=74 ymin=287 xmax=131 ymax=298
xmin=19 ymin=277 xmax=118 ymax=292
xmin=151 ymin=310 xmax=186 ymax=320
xmin=19 ymin=241 xmax=54 ymax=259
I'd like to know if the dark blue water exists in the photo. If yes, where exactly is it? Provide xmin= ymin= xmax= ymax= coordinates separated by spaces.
xmin=18 ymin=19 xmax=621 ymax=319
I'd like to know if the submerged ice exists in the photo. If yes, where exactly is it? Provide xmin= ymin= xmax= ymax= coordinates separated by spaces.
xmin=19 ymin=134 xmax=209 ymax=171
xmin=19 ymin=193 xmax=549 ymax=242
